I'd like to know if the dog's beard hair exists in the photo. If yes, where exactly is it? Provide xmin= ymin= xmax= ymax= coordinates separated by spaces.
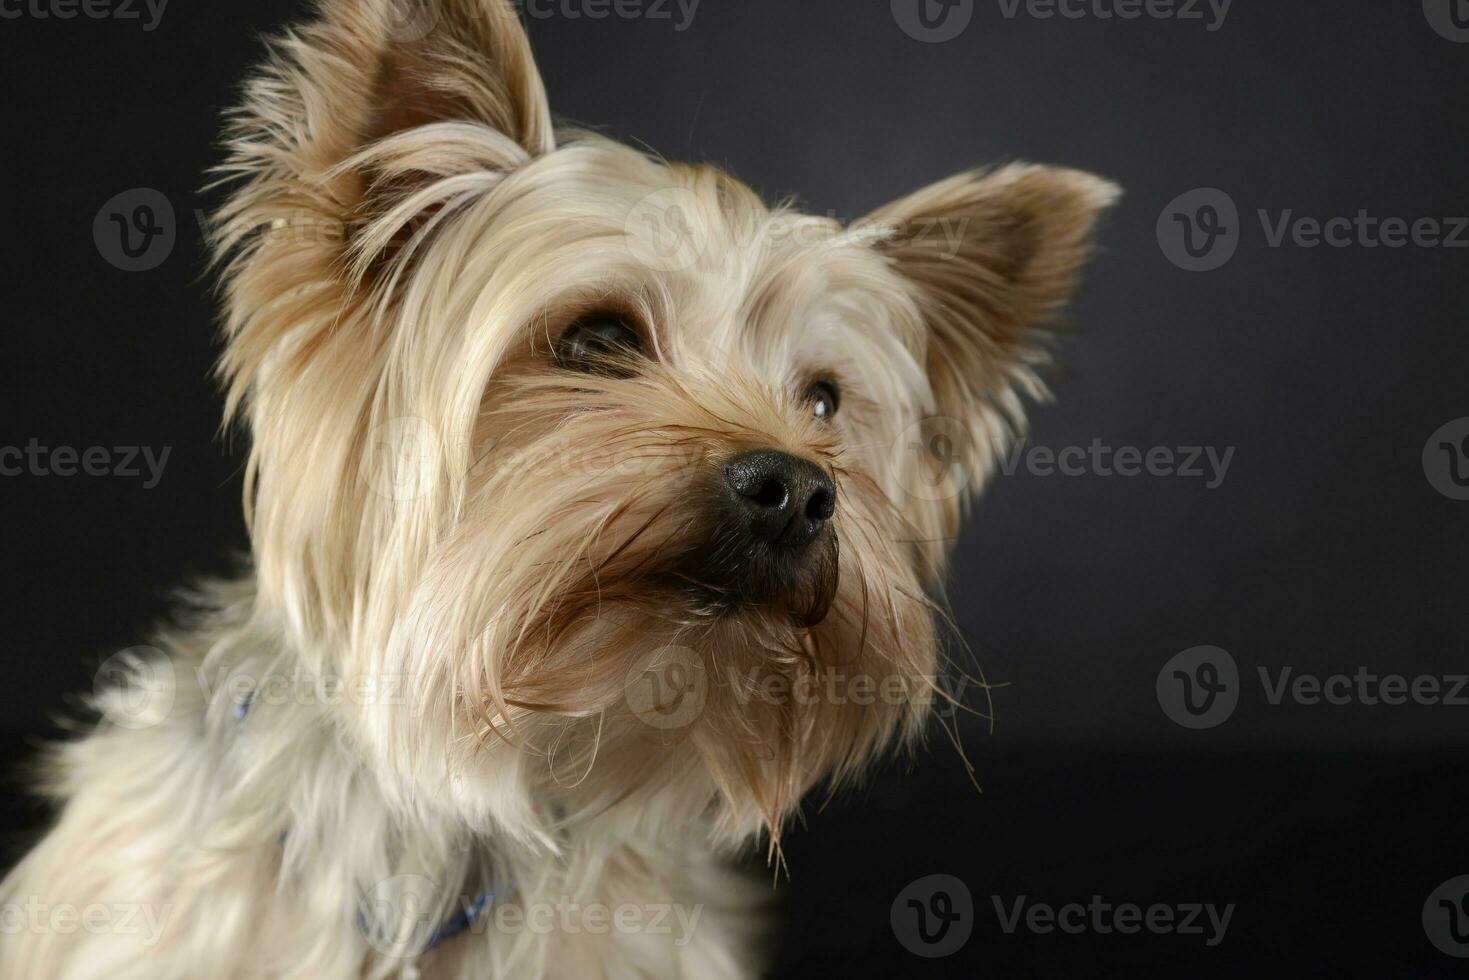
xmin=355 ymin=363 xmax=938 ymax=853
xmin=209 ymin=110 xmax=985 ymax=858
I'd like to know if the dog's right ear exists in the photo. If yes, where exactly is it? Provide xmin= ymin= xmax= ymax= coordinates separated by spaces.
xmin=213 ymin=0 xmax=552 ymax=412
xmin=210 ymin=0 xmax=553 ymax=644
xmin=350 ymin=0 xmax=553 ymax=156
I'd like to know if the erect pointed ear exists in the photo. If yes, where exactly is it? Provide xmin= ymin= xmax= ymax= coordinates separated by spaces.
xmin=213 ymin=0 xmax=553 ymax=409
xmin=351 ymin=0 xmax=554 ymax=155
xmin=219 ymin=0 xmax=552 ymax=220
xmin=208 ymin=1 xmax=556 ymax=642
xmin=864 ymin=164 xmax=1118 ymax=485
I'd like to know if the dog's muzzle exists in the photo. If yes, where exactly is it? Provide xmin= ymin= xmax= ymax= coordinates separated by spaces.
xmin=682 ymin=449 xmax=839 ymax=627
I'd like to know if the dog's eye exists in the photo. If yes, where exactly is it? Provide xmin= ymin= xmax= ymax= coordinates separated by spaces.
xmin=555 ymin=314 xmax=646 ymax=375
xmin=805 ymin=379 xmax=840 ymax=421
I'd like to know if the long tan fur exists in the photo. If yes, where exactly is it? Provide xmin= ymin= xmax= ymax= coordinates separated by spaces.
xmin=0 ymin=2 xmax=1116 ymax=977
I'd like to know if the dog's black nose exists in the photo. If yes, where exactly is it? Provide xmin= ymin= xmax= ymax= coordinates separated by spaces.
xmin=723 ymin=450 xmax=836 ymax=549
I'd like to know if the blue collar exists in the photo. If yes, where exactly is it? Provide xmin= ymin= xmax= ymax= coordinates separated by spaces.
xmin=235 ymin=691 xmax=492 ymax=956
xmin=357 ymin=890 xmax=493 ymax=955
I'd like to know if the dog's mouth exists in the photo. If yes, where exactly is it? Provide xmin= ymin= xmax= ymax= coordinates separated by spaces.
xmin=663 ymin=529 xmax=840 ymax=629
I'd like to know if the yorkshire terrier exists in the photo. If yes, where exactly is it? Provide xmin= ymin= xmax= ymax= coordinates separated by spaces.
xmin=0 ymin=1 xmax=1114 ymax=976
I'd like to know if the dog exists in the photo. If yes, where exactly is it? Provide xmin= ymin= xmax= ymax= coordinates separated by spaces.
xmin=0 ymin=1 xmax=1115 ymax=976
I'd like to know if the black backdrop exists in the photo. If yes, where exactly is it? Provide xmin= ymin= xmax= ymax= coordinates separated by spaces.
xmin=3 ymin=1 xmax=1468 ymax=975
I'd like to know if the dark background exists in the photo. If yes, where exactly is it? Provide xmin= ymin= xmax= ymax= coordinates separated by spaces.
xmin=3 ymin=1 xmax=1468 ymax=975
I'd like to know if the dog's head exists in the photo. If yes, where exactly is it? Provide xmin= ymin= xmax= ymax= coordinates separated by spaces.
xmin=213 ymin=0 xmax=1115 ymax=847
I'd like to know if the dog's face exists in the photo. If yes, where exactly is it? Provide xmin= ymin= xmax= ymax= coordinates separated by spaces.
xmin=214 ymin=0 xmax=1114 ymax=845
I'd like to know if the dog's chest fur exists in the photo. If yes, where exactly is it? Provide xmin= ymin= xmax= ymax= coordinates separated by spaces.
xmin=1 ymin=575 xmax=763 ymax=980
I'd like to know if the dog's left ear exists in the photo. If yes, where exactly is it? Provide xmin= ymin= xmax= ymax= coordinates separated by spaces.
xmin=864 ymin=164 xmax=1118 ymax=492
